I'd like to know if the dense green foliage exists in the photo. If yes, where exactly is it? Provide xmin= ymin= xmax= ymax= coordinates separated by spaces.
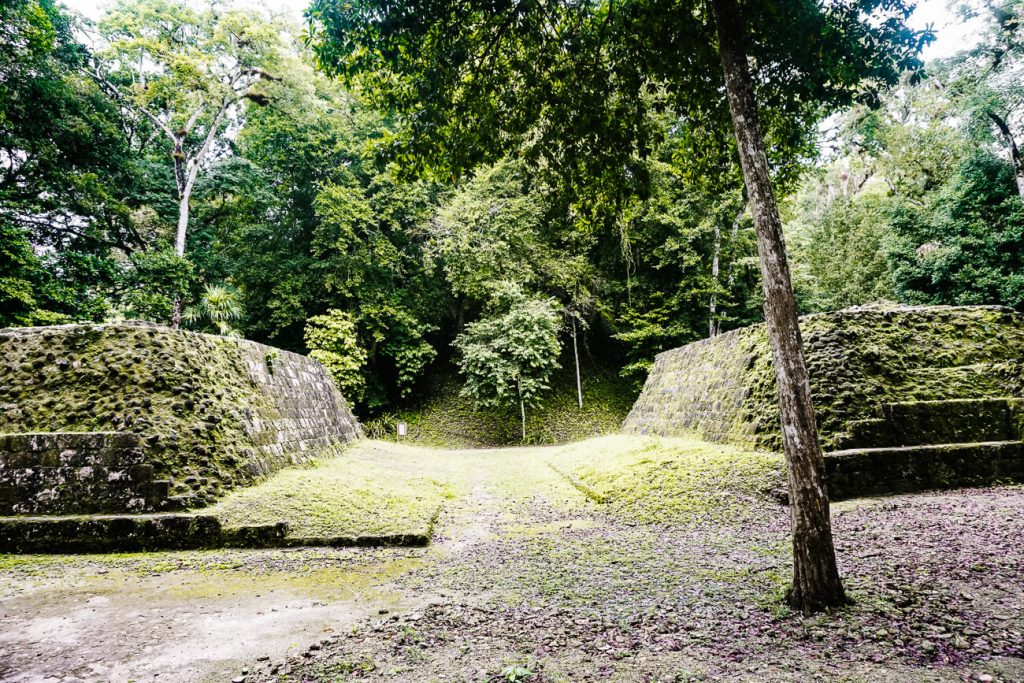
xmin=306 ymin=0 xmax=926 ymax=193
xmin=304 ymin=309 xmax=370 ymax=404
xmin=786 ymin=0 xmax=1024 ymax=312
xmin=2 ymin=0 xmax=1021 ymax=428
xmin=0 ymin=0 xmax=142 ymax=325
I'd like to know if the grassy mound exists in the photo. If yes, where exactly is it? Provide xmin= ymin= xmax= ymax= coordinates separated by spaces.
xmin=546 ymin=435 xmax=786 ymax=524
xmin=381 ymin=363 xmax=638 ymax=448
xmin=208 ymin=442 xmax=449 ymax=543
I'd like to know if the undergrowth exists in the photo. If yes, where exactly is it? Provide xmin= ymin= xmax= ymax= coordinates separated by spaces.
xmin=388 ymin=362 xmax=638 ymax=448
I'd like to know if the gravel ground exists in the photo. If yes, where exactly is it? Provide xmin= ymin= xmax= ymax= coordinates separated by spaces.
xmin=246 ymin=441 xmax=1023 ymax=683
xmin=1 ymin=438 xmax=1021 ymax=682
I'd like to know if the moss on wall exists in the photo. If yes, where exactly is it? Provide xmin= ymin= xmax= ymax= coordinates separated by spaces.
xmin=0 ymin=322 xmax=361 ymax=511
xmin=623 ymin=305 xmax=1024 ymax=451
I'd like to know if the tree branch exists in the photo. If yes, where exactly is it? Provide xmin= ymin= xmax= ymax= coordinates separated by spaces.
xmin=183 ymin=103 xmax=229 ymax=197
xmin=84 ymin=65 xmax=177 ymax=145
xmin=182 ymin=97 xmax=206 ymax=135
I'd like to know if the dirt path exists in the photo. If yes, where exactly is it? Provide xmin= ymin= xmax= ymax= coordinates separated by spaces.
xmin=0 ymin=444 xmax=572 ymax=682
xmin=0 ymin=547 xmax=433 ymax=682
xmin=1 ymin=441 xmax=1022 ymax=682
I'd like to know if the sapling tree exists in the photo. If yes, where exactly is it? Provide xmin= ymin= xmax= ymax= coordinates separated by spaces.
xmin=182 ymin=283 xmax=243 ymax=337
xmin=428 ymin=158 xmax=596 ymax=407
xmin=453 ymin=282 xmax=561 ymax=441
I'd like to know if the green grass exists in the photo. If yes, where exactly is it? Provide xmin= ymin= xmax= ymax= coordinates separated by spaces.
xmin=1 ymin=435 xmax=783 ymax=553
xmin=545 ymin=434 xmax=786 ymax=524
xmin=208 ymin=441 xmax=451 ymax=541
xmin=382 ymin=361 xmax=639 ymax=448
xmin=210 ymin=435 xmax=784 ymax=540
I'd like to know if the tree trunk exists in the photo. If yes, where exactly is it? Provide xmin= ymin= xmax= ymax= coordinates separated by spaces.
xmin=709 ymin=221 xmax=722 ymax=337
xmin=572 ymin=316 xmax=583 ymax=408
xmin=456 ymin=294 xmax=466 ymax=330
xmin=169 ymin=192 xmax=190 ymax=328
xmin=170 ymin=137 xmax=189 ymax=329
xmin=168 ymin=106 xmax=228 ymax=330
xmin=712 ymin=0 xmax=847 ymax=614
xmin=175 ymin=192 xmax=190 ymax=257
xmin=517 ymin=378 xmax=526 ymax=441
xmin=987 ymin=111 xmax=1024 ymax=199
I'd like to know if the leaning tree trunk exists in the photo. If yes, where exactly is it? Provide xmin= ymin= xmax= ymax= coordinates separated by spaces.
xmin=572 ymin=316 xmax=583 ymax=408
xmin=712 ymin=0 xmax=847 ymax=614
xmin=987 ymin=111 xmax=1024 ymax=200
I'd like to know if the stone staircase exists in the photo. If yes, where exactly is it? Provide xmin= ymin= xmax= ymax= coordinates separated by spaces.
xmin=825 ymin=397 xmax=1024 ymax=500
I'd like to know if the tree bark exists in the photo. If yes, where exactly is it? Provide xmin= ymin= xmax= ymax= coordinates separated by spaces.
xmin=987 ymin=111 xmax=1024 ymax=199
xmin=517 ymin=378 xmax=526 ymax=441
xmin=709 ymin=221 xmax=721 ymax=337
xmin=170 ymin=155 xmax=189 ymax=329
xmin=175 ymin=106 xmax=227 ymax=258
xmin=572 ymin=316 xmax=583 ymax=408
xmin=712 ymin=0 xmax=847 ymax=614
xmin=175 ymin=191 xmax=191 ymax=257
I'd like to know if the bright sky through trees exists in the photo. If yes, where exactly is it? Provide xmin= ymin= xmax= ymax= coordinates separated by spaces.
xmin=63 ymin=0 xmax=977 ymax=59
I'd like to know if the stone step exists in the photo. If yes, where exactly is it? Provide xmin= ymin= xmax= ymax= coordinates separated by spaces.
xmin=0 ymin=514 xmax=290 ymax=553
xmin=0 ymin=463 xmax=169 ymax=515
xmin=825 ymin=440 xmax=1024 ymax=501
xmin=165 ymin=492 xmax=202 ymax=510
xmin=834 ymin=398 xmax=1016 ymax=449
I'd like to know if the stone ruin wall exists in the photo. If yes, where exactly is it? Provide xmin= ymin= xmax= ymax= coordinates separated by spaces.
xmin=0 ymin=323 xmax=361 ymax=514
xmin=622 ymin=305 xmax=1024 ymax=452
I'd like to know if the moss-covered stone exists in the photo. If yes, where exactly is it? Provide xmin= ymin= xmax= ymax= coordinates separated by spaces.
xmin=826 ymin=441 xmax=1024 ymax=500
xmin=0 ymin=432 xmax=170 ymax=514
xmin=0 ymin=514 xmax=225 ymax=553
xmin=624 ymin=305 xmax=1024 ymax=452
xmin=0 ymin=322 xmax=362 ymax=513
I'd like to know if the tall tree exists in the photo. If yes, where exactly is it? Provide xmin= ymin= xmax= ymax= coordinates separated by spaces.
xmin=309 ymin=0 xmax=929 ymax=612
xmin=711 ymin=0 xmax=845 ymax=610
xmin=90 ymin=0 xmax=287 ymax=324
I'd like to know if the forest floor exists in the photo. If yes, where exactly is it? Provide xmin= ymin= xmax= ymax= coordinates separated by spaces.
xmin=0 ymin=437 xmax=1022 ymax=682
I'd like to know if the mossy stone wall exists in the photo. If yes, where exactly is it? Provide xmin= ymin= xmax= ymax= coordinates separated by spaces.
xmin=623 ymin=305 xmax=1024 ymax=451
xmin=0 ymin=323 xmax=361 ymax=512
xmin=0 ymin=432 xmax=168 ymax=514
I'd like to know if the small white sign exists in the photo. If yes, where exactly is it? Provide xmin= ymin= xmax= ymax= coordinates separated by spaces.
xmin=397 ymin=422 xmax=408 ymax=437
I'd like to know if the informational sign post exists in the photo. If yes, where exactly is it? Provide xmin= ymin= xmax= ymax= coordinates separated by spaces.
xmin=396 ymin=421 xmax=408 ymax=441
